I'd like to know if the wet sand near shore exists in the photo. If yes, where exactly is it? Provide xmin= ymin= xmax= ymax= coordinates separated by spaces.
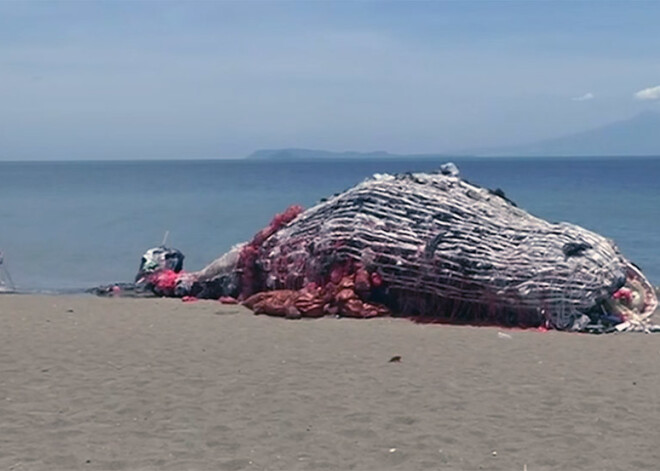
xmin=1 ymin=294 xmax=659 ymax=470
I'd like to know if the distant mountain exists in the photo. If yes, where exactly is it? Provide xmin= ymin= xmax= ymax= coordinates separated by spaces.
xmin=246 ymin=148 xmax=449 ymax=160
xmin=473 ymin=111 xmax=660 ymax=157
xmin=247 ymin=111 xmax=660 ymax=160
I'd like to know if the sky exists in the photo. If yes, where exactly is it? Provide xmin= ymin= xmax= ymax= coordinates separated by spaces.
xmin=2 ymin=0 xmax=660 ymax=160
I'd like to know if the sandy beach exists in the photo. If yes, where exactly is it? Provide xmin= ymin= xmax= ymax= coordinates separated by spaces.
xmin=1 ymin=294 xmax=659 ymax=471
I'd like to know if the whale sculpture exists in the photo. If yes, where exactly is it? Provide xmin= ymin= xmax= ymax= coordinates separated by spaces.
xmin=131 ymin=165 xmax=657 ymax=332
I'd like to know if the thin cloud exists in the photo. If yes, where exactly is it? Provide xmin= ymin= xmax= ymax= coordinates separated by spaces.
xmin=634 ymin=85 xmax=660 ymax=100
xmin=572 ymin=92 xmax=594 ymax=101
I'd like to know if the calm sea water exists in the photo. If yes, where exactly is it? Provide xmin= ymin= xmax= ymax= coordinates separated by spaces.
xmin=0 ymin=157 xmax=658 ymax=291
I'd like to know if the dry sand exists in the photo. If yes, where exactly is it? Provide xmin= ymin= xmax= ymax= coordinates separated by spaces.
xmin=1 ymin=294 xmax=659 ymax=471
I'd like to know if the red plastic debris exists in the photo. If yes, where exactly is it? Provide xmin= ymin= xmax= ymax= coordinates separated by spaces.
xmin=613 ymin=287 xmax=633 ymax=303
xmin=242 ymin=270 xmax=391 ymax=320
xmin=354 ymin=268 xmax=371 ymax=292
xmin=147 ymin=269 xmax=183 ymax=296
xmin=237 ymin=205 xmax=304 ymax=298
xmin=219 ymin=296 xmax=238 ymax=304
xmin=370 ymin=272 xmax=383 ymax=288
xmin=329 ymin=266 xmax=344 ymax=284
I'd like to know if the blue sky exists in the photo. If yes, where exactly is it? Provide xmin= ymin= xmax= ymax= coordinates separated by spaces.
xmin=2 ymin=1 xmax=660 ymax=160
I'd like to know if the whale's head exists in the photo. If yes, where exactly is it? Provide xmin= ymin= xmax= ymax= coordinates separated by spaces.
xmin=135 ymin=246 xmax=184 ymax=283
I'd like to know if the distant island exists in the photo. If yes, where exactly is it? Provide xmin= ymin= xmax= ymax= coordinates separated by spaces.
xmin=246 ymin=111 xmax=660 ymax=160
xmin=245 ymin=148 xmax=452 ymax=160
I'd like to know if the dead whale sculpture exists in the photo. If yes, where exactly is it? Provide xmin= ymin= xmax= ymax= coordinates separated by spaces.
xmin=128 ymin=164 xmax=657 ymax=333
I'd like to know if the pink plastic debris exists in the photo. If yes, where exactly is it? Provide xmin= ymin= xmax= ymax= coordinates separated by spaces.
xmin=613 ymin=288 xmax=633 ymax=303
xmin=219 ymin=296 xmax=238 ymax=304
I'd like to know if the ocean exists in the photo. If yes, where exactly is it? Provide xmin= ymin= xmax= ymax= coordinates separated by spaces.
xmin=0 ymin=157 xmax=658 ymax=292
